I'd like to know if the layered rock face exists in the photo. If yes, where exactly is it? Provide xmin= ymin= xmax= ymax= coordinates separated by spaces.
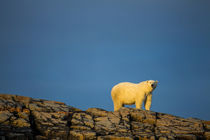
xmin=0 ymin=94 xmax=210 ymax=140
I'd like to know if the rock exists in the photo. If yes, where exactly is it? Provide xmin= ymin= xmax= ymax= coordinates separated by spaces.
xmin=0 ymin=111 xmax=12 ymax=123
xmin=0 ymin=94 xmax=210 ymax=140
xmin=97 ymin=135 xmax=133 ymax=140
xmin=204 ymin=121 xmax=210 ymax=131
xmin=12 ymin=118 xmax=30 ymax=127
xmin=86 ymin=108 xmax=108 ymax=117
xmin=204 ymin=132 xmax=210 ymax=140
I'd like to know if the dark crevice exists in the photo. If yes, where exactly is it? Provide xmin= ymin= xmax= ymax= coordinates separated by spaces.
xmin=66 ymin=112 xmax=74 ymax=128
xmin=66 ymin=110 xmax=85 ymax=128
xmin=66 ymin=111 xmax=75 ymax=140
xmin=28 ymin=110 xmax=42 ymax=139
xmin=90 ymin=114 xmax=102 ymax=137
xmin=119 ymin=112 xmax=124 ymax=126
xmin=89 ymin=113 xmax=96 ymax=132
xmin=127 ymin=114 xmax=133 ymax=133
xmin=153 ymin=112 xmax=158 ymax=139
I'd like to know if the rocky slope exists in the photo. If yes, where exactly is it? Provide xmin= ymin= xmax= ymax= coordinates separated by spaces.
xmin=0 ymin=94 xmax=210 ymax=140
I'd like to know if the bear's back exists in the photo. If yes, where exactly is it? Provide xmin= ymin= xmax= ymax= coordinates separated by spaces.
xmin=111 ymin=82 xmax=139 ymax=95
xmin=113 ymin=82 xmax=138 ymax=89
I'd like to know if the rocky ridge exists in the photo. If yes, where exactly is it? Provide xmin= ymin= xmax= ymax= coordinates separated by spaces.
xmin=0 ymin=94 xmax=210 ymax=140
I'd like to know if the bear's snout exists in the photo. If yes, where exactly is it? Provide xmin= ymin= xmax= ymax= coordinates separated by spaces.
xmin=151 ymin=83 xmax=156 ymax=88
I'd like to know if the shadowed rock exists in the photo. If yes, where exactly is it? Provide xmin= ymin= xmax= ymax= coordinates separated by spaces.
xmin=0 ymin=94 xmax=210 ymax=140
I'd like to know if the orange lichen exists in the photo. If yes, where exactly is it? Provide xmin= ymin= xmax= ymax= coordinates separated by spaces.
xmin=23 ymin=109 xmax=30 ymax=114
xmin=8 ymin=107 xmax=22 ymax=113
xmin=54 ymin=101 xmax=65 ymax=105
xmin=204 ymin=121 xmax=210 ymax=125
xmin=56 ymin=111 xmax=69 ymax=115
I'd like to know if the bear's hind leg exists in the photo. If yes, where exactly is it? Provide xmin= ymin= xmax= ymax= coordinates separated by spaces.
xmin=113 ymin=101 xmax=122 ymax=111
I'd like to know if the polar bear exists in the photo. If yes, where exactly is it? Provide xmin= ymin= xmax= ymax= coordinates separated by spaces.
xmin=111 ymin=80 xmax=158 ymax=111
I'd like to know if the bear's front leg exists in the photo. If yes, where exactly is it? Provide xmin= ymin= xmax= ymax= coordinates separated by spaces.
xmin=145 ymin=94 xmax=152 ymax=110
xmin=135 ymin=97 xmax=144 ymax=109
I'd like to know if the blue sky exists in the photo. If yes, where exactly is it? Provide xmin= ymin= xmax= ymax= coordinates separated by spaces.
xmin=0 ymin=0 xmax=210 ymax=120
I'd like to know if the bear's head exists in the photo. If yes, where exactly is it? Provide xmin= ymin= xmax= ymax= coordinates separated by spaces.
xmin=147 ymin=80 xmax=158 ymax=89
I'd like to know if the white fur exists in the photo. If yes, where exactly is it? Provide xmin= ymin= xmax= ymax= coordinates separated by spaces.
xmin=111 ymin=80 xmax=158 ymax=111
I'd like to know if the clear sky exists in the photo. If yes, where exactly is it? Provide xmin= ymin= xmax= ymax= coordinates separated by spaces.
xmin=0 ymin=0 xmax=210 ymax=120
